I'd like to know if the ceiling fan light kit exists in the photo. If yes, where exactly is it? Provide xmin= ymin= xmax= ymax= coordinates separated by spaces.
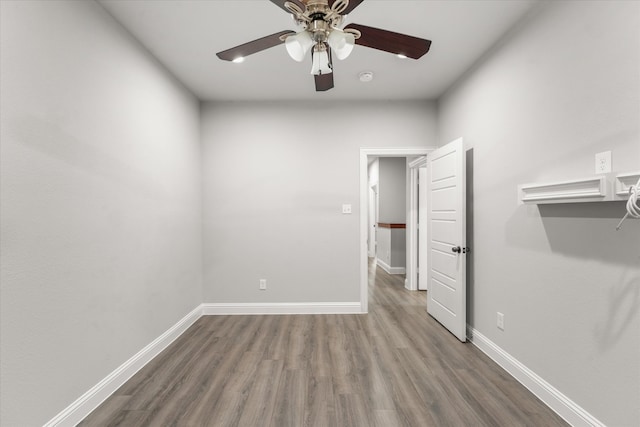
xmin=327 ymin=28 xmax=355 ymax=60
xmin=285 ymin=30 xmax=314 ymax=62
xmin=216 ymin=0 xmax=432 ymax=91
xmin=311 ymin=43 xmax=333 ymax=75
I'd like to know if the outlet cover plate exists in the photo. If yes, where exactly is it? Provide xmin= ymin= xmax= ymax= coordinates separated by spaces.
xmin=595 ymin=151 xmax=612 ymax=174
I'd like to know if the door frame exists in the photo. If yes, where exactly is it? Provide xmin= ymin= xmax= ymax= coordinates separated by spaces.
xmin=368 ymin=183 xmax=378 ymax=258
xmin=406 ymin=155 xmax=427 ymax=291
xmin=359 ymin=147 xmax=436 ymax=313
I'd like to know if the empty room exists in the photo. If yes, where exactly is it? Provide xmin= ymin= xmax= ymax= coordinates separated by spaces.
xmin=1 ymin=1 xmax=638 ymax=426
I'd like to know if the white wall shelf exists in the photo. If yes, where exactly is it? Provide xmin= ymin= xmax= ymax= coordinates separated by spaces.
xmin=518 ymin=171 xmax=639 ymax=205
xmin=614 ymin=171 xmax=640 ymax=199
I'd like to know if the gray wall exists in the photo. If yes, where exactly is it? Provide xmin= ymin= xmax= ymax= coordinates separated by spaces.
xmin=0 ymin=1 xmax=202 ymax=425
xmin=201 ymin=101 xmax=437 ymax=304
xmin=378 ymin=157 xmax=407 ymax=223
xmin=438 ymin=1 xmax=640 ymax=425
xmin=390 ymin=229 xmax=407 ymax=269
xmin=376 ymin=226 xmax=392 ymax=266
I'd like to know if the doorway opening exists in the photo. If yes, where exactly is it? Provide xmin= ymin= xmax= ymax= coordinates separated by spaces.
xmin=359 ymin=148 xmax=435 ymax=313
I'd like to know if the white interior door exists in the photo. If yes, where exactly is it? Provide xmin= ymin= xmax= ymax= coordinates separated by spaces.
xmin=418 ymin=167 xmax=428 ymax=290
xmin=426 ymin=138 xmax=467 ymax=342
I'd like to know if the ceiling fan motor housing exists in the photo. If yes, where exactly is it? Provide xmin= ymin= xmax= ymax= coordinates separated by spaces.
xmin=309 ymin=18 xmax=330 ymax=42
xmin=305 ymin=0 xmax=331 ymax=11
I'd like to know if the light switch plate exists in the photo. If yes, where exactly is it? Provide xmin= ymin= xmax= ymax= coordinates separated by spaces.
xmin=342 ymin=204 xmax=352 ymax=214
xmin=595 ymin=151 xmax=611 ymax=174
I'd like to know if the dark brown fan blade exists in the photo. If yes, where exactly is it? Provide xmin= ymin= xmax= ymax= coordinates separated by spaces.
xmin=269 ymin=0 xmax=305 ymax=13
xmin=315 ymin=73 xmax=334 ymax=91
xmin=344 ymin=24 xmax=431 ymax=59
xmin=329 ymin=0 xmax=364 ymax=15
xmin=216 ymin=31 xmax=294 ymax=61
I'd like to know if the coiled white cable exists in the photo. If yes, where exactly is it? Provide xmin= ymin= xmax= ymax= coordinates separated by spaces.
xmin=616 ymin=176 xmax=640 ymax=231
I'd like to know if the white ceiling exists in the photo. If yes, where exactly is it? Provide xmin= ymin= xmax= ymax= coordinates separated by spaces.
xmin=98 ymin=0 xmax=537 ymax=101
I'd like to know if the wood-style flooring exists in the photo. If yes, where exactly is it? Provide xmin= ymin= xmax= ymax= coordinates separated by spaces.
xmin=80 ymin=261 xmax=569 ymax=426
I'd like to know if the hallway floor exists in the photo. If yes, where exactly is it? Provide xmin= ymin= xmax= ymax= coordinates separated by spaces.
xmin=80 ymin=262 xmax=568 ymax=426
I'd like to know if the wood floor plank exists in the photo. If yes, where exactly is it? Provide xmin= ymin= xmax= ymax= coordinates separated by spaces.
xmin=395 ymin=403 xmax=439 ymax=427
xmin=123 ymin=333 xmax=222 ymax=412
xmin=335 ymin=393 xmax=374 ymax=427
xmin=368 ymin=332 xmax=425 ymax=410
xmin=303 ymin=375 xmax=336 ymax=427
xmin=449 ymin=366 xmax=534 ymax=427
xmin=236 ymin=359 xmax=284 ymax=426
xmin=78 ymin=395 xmax=131 ymax=426
xmin=264 ymin=314 xmax=293 ymax=361
xmin=373 ymin=409 xmax=403 ymax=427
xmin=270 ymin=369 xmax=307 ymax=427
xmin=132 ymin=335 xmax=228 ymax=425
xmin=81 ymin=261 xmax=570 ymax=427
xmin=308 ymin=315 xmax=332 ymax=377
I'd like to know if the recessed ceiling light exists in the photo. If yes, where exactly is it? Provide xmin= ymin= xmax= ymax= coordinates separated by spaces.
xmin=232 ymin=57 xmax=245 ymax=63
xmin=397 ymin=54 xmax=408 ymax=59
xmin=358 ymin=71 xmax=374 ymax=82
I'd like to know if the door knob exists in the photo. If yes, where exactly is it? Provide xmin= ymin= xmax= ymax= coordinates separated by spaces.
xmin=452 ymin=246 xmax=461 ymax=253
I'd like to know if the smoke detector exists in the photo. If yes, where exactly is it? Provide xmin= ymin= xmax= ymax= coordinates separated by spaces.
xmin=358 ymin=71 xmax=374 ymax=82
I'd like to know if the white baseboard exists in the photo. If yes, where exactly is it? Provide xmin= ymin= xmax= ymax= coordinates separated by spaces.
xmin=44 ymin=305 xmax=203 ymax=427
xmin=202 ymin=302 xmax=363 ymax=315
xmin=467 ymin=326 xmax=605 ymax=427
xmin=376 ymin=258 xmax=406 ymax=275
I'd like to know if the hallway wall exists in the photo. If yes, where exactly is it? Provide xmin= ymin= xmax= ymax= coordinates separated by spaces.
xmin=377 ymin=157 xmax=407 ymax=224
xmin=438 ymin=1 xmax=640 ymax=425
xmin=0 ymin=1 xmax=202 ymax=425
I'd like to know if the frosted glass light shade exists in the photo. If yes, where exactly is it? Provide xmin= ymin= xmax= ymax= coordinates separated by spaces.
xmin=285 ymin=31 xmax=314 ymax=62
xmin=328 ymin=29 xmax=355 ymax=60
xmin=310 ymin=48 xmax=332 ymax=75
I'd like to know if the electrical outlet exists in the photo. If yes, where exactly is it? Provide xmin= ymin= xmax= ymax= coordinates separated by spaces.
xmin=259 ymin=279 xmax=267 ymax=290
xmin=497 ymin=312 xmax=505 ymax=331
xmin=595 ymin=151 xmax=611 ymax=174
xmin=342 ymin=204 xmax=352 ymax=214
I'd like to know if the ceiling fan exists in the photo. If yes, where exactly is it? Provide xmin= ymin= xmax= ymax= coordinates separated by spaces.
xmin=216 ymin=0 xmax=432 ymax=92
